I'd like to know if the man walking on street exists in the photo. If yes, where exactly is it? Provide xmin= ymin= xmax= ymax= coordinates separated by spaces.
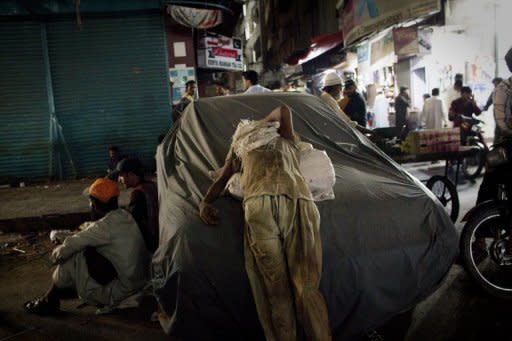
xmin=199 ymin=105 xmax=331 ymax=340
xmin=483 ymin=77 xmax=503 ymax=112
xmin=444 ymin=79 xmax=462 ymax=115
xmin=448 ymin=86 xmax=481 ymax=128
xmin=490 ymin=49 xmax=512 ymax=144
xmin=420 ymin=88 xmax=447 ymax=129
xmin=319 ymin=73 xmax=374 ymax=136
xmin=343 ymin=79 xmax=367 ymax=127
xmin=242 ymin=70 xmax=271 ymax=94
xmin=394 ymin=86 xmax=411 ymax=129
xmin=319 ymin=72 xmax=357 ymax=128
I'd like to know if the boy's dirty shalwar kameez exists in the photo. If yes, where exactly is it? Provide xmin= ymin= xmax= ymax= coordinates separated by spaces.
xmin=227 ymin=127 xmax=331 ymax=341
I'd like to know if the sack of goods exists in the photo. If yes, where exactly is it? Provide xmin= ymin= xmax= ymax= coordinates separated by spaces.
xmin=222 ymin=142 xmax=336 ymax=201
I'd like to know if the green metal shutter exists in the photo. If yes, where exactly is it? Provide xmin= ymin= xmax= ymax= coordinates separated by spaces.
xmin=0 ymin=22 xmax=50 ymax=181
xmin=47 ymin=15 xmax=171 ymax=178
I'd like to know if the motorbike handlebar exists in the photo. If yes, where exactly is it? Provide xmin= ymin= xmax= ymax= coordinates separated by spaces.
xmin=460 ymin=114 xmax=484 ymax=124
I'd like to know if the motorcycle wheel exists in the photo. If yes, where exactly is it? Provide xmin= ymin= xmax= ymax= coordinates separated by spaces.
xmin=426 ymin=175 xmax=459 ymax=222
xmin=460 ymin=206 xmax=512 ymax=300
xmin=462 ymin=141 xmax=486 ymax=180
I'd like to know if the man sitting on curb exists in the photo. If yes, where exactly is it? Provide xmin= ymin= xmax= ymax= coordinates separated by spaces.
xmin=115 ymin=158 xmax=159 ymax=253
xmin=24 ymin=178 xmax=149 ymax=315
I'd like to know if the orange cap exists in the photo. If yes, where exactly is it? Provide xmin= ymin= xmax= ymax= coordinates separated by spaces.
xmin=89 ymin=178 xmax=120 ymax=203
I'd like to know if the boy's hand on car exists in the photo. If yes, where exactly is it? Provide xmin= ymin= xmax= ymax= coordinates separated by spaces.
xmin=199 ymin=201 xmax=219 ymax=225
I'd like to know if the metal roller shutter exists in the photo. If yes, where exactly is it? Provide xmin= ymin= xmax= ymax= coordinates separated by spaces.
xmin=47 ymin=15 xmax=171 ymax=178
xmin=0 ymin=22 xmax=50 ymax=181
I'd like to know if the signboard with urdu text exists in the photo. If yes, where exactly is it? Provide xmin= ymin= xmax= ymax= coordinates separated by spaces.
xmin=197 ymin=32 xmax=243 ymax=71
xmin=393 ymin=27 xmax=419 ymax=58
xmin=340 ymin=0 xmax=440 ymax=45
xmin=370 ymin=30 xmax=394 ymax=64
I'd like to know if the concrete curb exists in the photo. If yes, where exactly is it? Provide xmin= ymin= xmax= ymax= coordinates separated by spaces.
xmin=0 ymin=212 xmax=90 ymax=234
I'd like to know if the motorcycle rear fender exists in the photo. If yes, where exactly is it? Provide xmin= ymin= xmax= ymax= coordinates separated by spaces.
xmin=461 ymin=200 xmax=508 ymax=222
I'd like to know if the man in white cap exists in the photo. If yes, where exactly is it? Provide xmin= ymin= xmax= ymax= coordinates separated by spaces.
xmin=319 ymin=72 xmax=374 ymax=135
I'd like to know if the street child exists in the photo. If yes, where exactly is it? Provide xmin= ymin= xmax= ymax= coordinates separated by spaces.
xmin=116 ymin=158 xmax=159 ymax=253
xmin=199 ymin=105 xmax=331 ymax=340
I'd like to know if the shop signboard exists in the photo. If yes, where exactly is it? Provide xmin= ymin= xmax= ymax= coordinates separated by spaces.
xmin=357 ymin=42 xmax=369 ymax=63
xmin=169 ymin=67 xmax=196 ymax=104
xmin=197 ymin=32 xmax=243 ymax=71
xmin=370 ymin=30 xmax=394 ymax=64
xmin=393 ymin=27 xmax=418 ymax=58
xmin=418 ymin=27 xmax=433 ymax=55
xmin=340 ymin=0 xmax=440 ymax=45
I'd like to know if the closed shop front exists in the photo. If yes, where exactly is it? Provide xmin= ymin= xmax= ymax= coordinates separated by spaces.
xmin=0 ymin=22 xmax=50 ymax=180
xmin=0 ymin=13 xmax=171 ymax=180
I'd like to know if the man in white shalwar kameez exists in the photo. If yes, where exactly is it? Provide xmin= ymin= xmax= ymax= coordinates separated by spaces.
xmin=372 ymin=91 xmax=390 ymax=128
xmin=24 ymin=178 xmax=149 ymax=315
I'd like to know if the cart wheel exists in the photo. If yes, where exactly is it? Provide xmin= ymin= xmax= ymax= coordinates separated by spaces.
xmin=426 ymin=175 xmax=460 ymax=222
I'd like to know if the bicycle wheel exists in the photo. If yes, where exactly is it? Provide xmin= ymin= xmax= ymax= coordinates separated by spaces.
xmin=462 ymin=141 xmax=486 ymax=179
xmin=460 ymin=206 xmax=512 ymax=300
xmin=426 ymin=175 xmax=459 ymax=222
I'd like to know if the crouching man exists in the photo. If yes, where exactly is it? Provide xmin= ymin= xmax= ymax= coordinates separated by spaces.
xmin=199 ymin=105 xmax=331 ymax=340
xmin=24 ymin=178 xmax=149 ymax=315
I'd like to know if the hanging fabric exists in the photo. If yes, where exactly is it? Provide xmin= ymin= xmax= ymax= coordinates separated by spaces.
xmin=167 ymin=5 xmax=222 ymax=29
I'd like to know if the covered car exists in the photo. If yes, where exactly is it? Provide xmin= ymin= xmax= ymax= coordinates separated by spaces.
xmin=153 ymin=93 xmax=457 ymax=340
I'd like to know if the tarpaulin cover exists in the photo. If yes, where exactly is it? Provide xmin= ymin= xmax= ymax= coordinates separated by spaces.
xmin=153 ymin=93 xmax=458 ymax=340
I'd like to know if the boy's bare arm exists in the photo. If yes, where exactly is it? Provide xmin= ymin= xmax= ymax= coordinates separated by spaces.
xmin=199 ymin=159 xmax=234 ymax=225
xmin=262 ymin=105 xmax=294 ymax=140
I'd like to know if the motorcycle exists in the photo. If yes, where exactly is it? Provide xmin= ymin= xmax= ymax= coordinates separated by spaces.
xmin=460 ymin=114 xmax=488 ymax=179
xmin=460 ymin=142 xmax=512 ymax=299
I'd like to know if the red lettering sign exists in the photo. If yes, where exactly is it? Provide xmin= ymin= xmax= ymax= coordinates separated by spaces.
xmin=211 ymin=47 xmax=237 ymax=59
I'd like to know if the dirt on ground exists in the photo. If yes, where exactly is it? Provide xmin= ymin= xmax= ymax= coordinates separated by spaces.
xmin=0 ymin=179 xmax=131 ymax=220
xmin=0 ymin=232 xmax=170 ymax=341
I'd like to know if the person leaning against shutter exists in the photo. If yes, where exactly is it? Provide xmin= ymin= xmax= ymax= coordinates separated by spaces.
xmin=199 ymin=105 xmax=331 ymax=341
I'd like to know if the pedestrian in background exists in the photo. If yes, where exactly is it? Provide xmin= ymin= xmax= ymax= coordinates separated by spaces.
xmin=444 ymin=79 xmax=462 ymax=114
xmin=372 ymin=90 xmax=390 ymax=128
xmin=448 ymin=86 xmax=481 ymax=128
xmin=319 ymin=73 xmax=375 ymax=136
xmin=319 ymin=72 xmax=356 ymax=127
xmin=242 ymin=70 xmax=271 ymax=94
xmin=491 ymin=48 xmax=512 ymax=144
xmin=343 ymin=79 xmax=367 ymax=127
xmin=449 ymin=86 xmax=482 ymax=146
xmin=394 ymin=86 xmax=411 ymax=128
xmin=483 ymin=77 xmax=503 ymax=111
xmin=107 ymin=146 xmax=123 ymax=178
xmin=420 ymin=88 xmax=447 ymax=129
xmin=173 ymin=80 xmax=196 ymax=122
xmin=214 ymin=81 xmax=231 ymax=96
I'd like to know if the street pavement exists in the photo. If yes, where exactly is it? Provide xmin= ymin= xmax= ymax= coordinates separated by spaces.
xmin=0 ymin=164 xmax=509 ymax=340
xmin=399 ymin=162 xmax=512 ymax=341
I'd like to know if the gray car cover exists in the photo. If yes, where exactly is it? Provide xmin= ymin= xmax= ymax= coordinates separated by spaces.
xmin=152 ymin=93 xmax=458 ymax=340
